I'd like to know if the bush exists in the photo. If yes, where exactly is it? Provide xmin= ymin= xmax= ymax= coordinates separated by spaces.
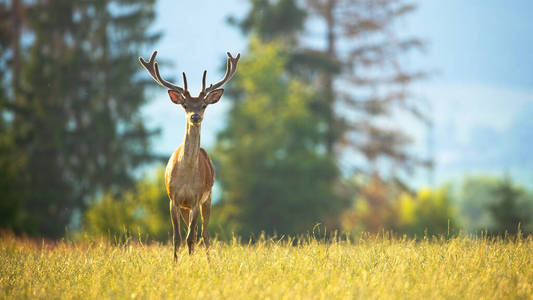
xmin=397 ymin=186 xmax=456 ymax=237
xmin=82 ymin=167 xmax=169 ymax=242
xmin=458 ymin=175 xmax=533 ymax=235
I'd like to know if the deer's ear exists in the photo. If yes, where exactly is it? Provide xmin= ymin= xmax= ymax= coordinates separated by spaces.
xmin=168 ymin=90 xmax=185 ymax=104
xmin=205 ymin=88 xmax=224 ymax=104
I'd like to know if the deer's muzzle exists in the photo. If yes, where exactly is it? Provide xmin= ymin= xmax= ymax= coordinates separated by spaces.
xmin=190 ymin=113 xmax=201 ymax=124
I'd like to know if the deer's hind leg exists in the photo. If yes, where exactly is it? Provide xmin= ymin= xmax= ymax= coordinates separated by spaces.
xmin=201 ymin=193 xmax=212 ymax=250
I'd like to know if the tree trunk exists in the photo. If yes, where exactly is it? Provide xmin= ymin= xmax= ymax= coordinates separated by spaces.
xmin=324 ymin=0 xmax=336 ymax=155
xmin=11 ymin=0 xmax=21 ymax=97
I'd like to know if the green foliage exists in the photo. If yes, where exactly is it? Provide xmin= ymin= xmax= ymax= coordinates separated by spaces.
xmin=0 ymin=85 xmax=27 ymax=234
xmin=83 ymin=167 xmax=169 ymax=242
xmin=0 ymin=132 xmax=27 ymax=234
xmin=489 ymin=178 xmax=532 ymax=234
xmin=458 ymin=175 xmax=533 ymax=234
xmin=213 ymin=38 xmax=341 ymax=238
xmin=397 ymin=187 xmax=456 ymax=237
xmin=340 ymin=174 xmax=533 ymax=237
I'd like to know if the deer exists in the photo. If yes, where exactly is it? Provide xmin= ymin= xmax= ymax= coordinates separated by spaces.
xmin=139 ymin=51 xmax=240 ymax=259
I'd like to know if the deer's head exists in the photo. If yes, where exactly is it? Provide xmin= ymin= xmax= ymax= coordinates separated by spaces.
xmin=139 ymin=51 xmax=240 ymax=126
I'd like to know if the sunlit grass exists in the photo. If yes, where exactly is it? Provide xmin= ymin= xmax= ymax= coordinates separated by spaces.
xmin=1 ymin=233 xmax=532 ymax=299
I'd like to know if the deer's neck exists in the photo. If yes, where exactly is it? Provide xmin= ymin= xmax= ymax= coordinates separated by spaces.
xmin=179 ymin=122 xmax=201 ymax=168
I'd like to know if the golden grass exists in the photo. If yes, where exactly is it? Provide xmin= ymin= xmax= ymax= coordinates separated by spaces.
xmin=1 ymin=234 xmax=532 ymax=299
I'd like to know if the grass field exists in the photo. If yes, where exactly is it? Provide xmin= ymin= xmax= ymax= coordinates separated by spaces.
xmin=1 ymin=233 xmax=532 ymax=299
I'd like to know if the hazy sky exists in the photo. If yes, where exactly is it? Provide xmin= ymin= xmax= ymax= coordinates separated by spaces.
xmin=142 ymin=0 xmax=533 ymax=187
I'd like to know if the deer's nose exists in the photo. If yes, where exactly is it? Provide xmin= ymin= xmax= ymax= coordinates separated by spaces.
xmin=190 ymin=113 xmax=201 ymax=123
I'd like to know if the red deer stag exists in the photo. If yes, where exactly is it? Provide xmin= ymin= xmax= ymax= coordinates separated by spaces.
xmin=139 ymin=51 xmax=240 ymax=258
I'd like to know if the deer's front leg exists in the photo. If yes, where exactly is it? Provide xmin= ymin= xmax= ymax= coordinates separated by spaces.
xmin=170 ymin=201 xmax=181 ymax=261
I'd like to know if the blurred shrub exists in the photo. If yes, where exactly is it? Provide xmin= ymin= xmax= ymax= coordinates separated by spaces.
xmin=457 ymin=176 xmax=499 ymax=233
xmin=82 ymin=167 xmax=169 ymax=242
xmin=341 ymin=174 xmax=400 ymax=234
xmin=396 ymin=186 xmax=456 ymax=237
xmin=342 ymin=174 xmax=456 ymax=238
xmin=81 ymin=162 xmax=532 ymax=241
xmin=489 ymin=178 xmax=532 ymax=234
xmin=458 ymin=175 xmax=532 ymax=235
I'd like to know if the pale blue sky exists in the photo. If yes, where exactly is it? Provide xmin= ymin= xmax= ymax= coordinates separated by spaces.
xmin=142 ymin=0 xmax=533 ymax=187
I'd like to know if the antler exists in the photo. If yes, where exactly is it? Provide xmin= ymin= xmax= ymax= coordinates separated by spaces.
xmin=201 ymin=52 xmax=241 ymax=95
xmin=139 ymin=51 xmax=189 ymax=95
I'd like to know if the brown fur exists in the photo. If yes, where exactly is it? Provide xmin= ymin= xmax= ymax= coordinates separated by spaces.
xmin=165 ymin=121 xmax=215 ymax=258
xmin=165 ymin=146 xmax=214 ymax=200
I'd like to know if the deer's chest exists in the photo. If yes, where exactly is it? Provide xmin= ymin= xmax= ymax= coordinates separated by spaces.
xmin=166 ymin=162 xmax=204 ymax=208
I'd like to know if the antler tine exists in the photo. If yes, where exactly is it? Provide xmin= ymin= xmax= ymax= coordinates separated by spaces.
xmin=201 ymin=70 xmax=207 ymax=93
xmin=204 ymin=52 xmax=240 ymax=94
xmin=139 ymin=51 xmax=187 ymax=94
xmin=138 ymin=51 xmax=159 ymax=82
xmin=182 ymin=72 xmax=188 ymax=91
xmin=154 ymin=62 xmax=186 ymax=93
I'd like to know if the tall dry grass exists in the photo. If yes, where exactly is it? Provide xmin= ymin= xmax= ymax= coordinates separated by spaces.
xmin=1 ymin=233 xmax=532 ymax=299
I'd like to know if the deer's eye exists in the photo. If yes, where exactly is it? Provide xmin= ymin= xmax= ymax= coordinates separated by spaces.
xmin=202 ymin=104 xmax=207 ymax=109
xmin=182 ymin=104 xmax=187 ymax=109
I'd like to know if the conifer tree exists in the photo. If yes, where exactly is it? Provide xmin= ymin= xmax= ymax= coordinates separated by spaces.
xmin=0 ymin=0 xmax=160 ymax=237
xmin=213 ymin=39 xmax=342 ymax=237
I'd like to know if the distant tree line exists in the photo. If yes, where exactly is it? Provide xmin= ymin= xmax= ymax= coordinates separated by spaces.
xmin=84 ymin=1 xmax=532 ymax=241
xmin=84 ymin=172 xmax=533 ymax=240
xmin=4 ymin=0 xmax=530 ymax=241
